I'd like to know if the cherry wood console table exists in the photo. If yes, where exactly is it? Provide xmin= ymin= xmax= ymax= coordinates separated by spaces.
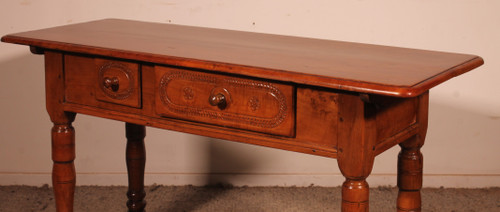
xmin=2 ymin=19 xmax=483 ymax=212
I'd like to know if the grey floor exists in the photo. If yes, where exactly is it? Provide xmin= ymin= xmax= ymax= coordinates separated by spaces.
xmin=1 ymin=185 xmax=499 ymax=212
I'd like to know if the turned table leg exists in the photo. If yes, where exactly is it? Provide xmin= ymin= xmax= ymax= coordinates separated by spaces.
xmin=51 ymin=116 xmax=77 ymax=212
xmin=125 ymin=123 xmax=147 ymax=212
xmin=397 ymin=92 xmax=428 ymax=212
xmin=45 ymin=51 xmax=77 ymax=212
xmin=397 ymin=136 xmax=423 ymax=212
xmin=341 ymin=178 xmax=370 ymax=211
xmin=337 ymin=94 xmax=377 ymax=212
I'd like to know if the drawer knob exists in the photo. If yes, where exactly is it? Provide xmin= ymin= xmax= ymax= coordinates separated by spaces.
xmin=103 ymin=77 xmax=120 ymax=92
xmin=209 ymin=93 xmax=227 ymax=110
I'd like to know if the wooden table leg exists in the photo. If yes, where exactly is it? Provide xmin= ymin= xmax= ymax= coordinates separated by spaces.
xmin=125 ymin=123 xmax=147 ymax=212
xmin=337 ymin=94 xmax=377 ymax=212
xmin=397 ymin=92 xmax=428 ymax=212
xmin=341 ymin=178 xmax=370 ymax=211
xmin=51 ymin=117 xmax=76 ymax=212
xmin=45 ymin=50 xmax=77 ymax=212
xmin=397 ymin=137 xmax=423 ymax=212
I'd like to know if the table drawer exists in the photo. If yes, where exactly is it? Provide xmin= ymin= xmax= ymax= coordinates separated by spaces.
xmin=65 ymin=55 xmax=141 ymax=108
xmin=94 ymin=58 xmax=141 ymax=107
xmin=155 ymin=66 xmax=295 ymax=137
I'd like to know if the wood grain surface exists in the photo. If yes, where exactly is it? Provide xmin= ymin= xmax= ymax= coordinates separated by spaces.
xmin=1 ymin=19 xmax=483 ymax=97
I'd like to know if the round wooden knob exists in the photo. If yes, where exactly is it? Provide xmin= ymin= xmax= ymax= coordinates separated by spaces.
xmin=209 ymin=93 xmax=227 ymax=110
xmin=103 ymin=77 xmax=119 ymax=92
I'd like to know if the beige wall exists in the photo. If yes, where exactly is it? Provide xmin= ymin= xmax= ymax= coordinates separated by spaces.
xmin=1 ymin=1 xmax=498 ymax=188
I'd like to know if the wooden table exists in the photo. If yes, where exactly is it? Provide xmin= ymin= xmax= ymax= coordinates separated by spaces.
xmin=1 ymin=19 xmax=483 ymax=212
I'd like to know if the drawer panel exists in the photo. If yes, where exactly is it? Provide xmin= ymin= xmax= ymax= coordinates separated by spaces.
xmin=94 ymin=58 xmax=141 ymax=108
xmin=155 ymin=66 xmax=295 ymax=137
xmin=65 ymin=54 xmax=141 ymax=108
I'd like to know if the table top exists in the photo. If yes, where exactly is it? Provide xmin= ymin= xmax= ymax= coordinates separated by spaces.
xmin=1 ymin=19 xmax=483 ymax=97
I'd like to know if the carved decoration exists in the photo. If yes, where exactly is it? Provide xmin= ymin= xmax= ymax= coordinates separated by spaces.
xmin=98 ymin=62 xmax=134 ymax=100
xmin=248 ymin=96 xmax=260 ymax=112
xmin=182 ymin=87 xmax=194 ymax=100
xmin=159 ymin=71 xmax=287 ymax=128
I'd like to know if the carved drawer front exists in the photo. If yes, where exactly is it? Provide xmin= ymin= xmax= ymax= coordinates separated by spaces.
xmin=155 ymin=66 xmax=295 ymax=137
xmin=94 ymin=58 xmax=141 ymax=108
xmin=65 ymin=55 xmax=141 ymax=108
